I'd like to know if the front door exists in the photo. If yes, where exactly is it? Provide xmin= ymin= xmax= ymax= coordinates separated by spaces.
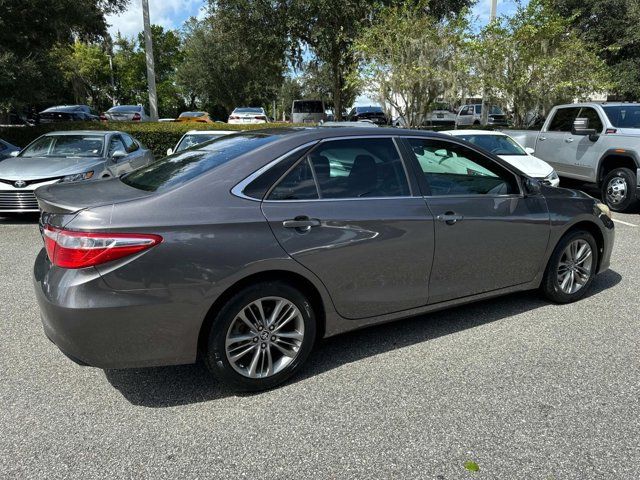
xmin=402 ymin=137 xmax=550 ymax=304
xmin=261 ymin=137 xmax=435 ymax=319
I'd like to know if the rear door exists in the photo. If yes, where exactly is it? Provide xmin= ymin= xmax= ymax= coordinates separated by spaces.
xmin=261 ymin=136 xmax=435 ymax=319
xmin=401 ymin=137 xmax=550 ymax=304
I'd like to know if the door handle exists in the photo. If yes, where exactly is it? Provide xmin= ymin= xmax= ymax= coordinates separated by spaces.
xmin=538 ymin=136 xmax=546 ymax=141
xmin=564 ymin=137 xmax=574 ymax=143
xmin=436 ymin=212 xmax=464 ymax=225
xmin=282 ymin=216 xmax=321 ymax=231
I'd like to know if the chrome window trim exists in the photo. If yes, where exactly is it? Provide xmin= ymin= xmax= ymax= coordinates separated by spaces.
xmin=262 ymin=196 xmax=415 ymax=204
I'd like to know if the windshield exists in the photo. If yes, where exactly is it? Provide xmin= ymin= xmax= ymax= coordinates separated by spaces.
xmin=175 ymin=133 xmax=224 ymax=152
xmin=122 ymin=133 xmax=278 ymax=192
xmin=179 ymin=112 xmax=205 ymax=118
xmin=20 ymin=135 xmax=105 ymax=158
xmin=602 ymin=106 xmax=640 ymax=128
xmin=234 ymin=108 xmax=263 ymax=114
xmin=457 ymin=134 xmax=526 ymax=156
xmin=293 ymin=101 xmax=324 ymax=113
xmin=109 ymin=105 xmax=141 ymax=112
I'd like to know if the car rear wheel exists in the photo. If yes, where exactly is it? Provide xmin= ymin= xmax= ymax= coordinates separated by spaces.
xmin=601 ymin=167 xmax=638 ymax=212
xmin=541 ymin=230 xmax=598 ymax=303
xmin=204 ymin=281 xmax=316 ymax=391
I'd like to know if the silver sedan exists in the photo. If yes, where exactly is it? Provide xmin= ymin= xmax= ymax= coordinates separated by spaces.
xmin=0 ymin=130 xmax=154 ymax=213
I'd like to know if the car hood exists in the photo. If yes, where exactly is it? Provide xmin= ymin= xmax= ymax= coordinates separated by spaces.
xmin=0 ymin=156 xmax=105 ymax=181
xmin=498 ymin=154 xmax=553 ymax=178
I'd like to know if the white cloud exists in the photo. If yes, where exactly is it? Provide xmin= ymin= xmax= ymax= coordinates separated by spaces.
xmin=106 ymin=0 xmax=207 ymax=39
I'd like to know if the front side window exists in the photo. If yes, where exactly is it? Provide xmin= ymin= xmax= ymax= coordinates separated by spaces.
xmin=20 ymin=135 xmax=104 ymax=158
xmin=577 ymin=107 xmax=603 ymax=132
xmin=108 ymin=136 xmax=126 ymax=156
xmin=548 ymin=107 xmax=581 ymax=132
xmin=407 ymin=138 xmax=518 ymax=196
xmin=121 ymin=134 xmax=139 ymax=153
xmin=268 ymin=158 xmax=319 ymax=200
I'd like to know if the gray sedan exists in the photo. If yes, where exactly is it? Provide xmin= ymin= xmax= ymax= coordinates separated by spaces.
xmin=33 ymin=128 xmax=614 ymax=391
xmin=0 ymin=130 xmax=153 ymax=213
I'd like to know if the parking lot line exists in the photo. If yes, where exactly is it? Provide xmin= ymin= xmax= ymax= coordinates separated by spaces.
xmin=612 ymin=218 xmax=638 ymax=227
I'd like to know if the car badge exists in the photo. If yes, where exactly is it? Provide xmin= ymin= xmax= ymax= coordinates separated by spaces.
xmin=14 ymin=180 xmax=27 ymax=188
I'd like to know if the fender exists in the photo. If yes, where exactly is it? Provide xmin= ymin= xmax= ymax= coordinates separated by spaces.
xmin=597 ymin=149 xmax=640 ymax=183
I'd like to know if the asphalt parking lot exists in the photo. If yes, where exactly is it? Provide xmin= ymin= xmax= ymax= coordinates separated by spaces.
xmin=1 ymin=208 xmax=639 ymax=479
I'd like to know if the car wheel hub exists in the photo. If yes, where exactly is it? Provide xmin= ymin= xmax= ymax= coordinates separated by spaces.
xmin=557 ymin=239 xmax=593 ymax=294
xmin=225 ymin=297 xmax=305 ymax=379
xmin=606 ymin=177 xmax=627 ymax=204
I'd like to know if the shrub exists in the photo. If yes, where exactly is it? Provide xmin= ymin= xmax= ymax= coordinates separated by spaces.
xmin=0 ymin=121 xmax=296 ymax=158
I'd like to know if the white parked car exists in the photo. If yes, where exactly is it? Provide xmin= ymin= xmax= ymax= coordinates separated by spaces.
xmin=167 ymin=130 xmax=235 ymax=156
xmin=228 ymin=107 xmax=269 ymax=125
xmin=103 ymin=105 xmax=151 ymax=122
xmin=443 ymin=130 xmax=560 ymax=187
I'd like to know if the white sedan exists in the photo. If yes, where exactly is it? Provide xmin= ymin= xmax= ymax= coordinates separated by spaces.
xmin=443 ymin=130 xmax=560 ymax=187
xmin=228 ymin=107 xmax=269 ymax=124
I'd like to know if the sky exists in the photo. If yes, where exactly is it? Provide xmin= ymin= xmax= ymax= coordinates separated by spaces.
xmin=106 ymin=0 xmax=525 ymax=39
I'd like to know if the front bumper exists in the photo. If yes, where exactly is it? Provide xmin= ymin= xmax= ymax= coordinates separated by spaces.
xmin=33 ymin=249 xmax=203 ymax=369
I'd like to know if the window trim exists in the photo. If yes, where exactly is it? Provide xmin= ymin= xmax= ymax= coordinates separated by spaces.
xmin=263 ymin=135 xmax=414 ymax=202
xmin=398 ymin=135 xmax=524 ymax=199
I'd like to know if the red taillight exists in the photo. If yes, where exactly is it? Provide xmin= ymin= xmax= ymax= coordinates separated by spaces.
xmin=43 ymin=225 xmax=162 ymax=269
xmin=132 ymin=112 xmax=141 ymax=121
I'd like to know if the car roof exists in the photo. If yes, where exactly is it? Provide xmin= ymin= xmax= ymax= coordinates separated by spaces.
xmin=444 ymin=129 xmax=507 ymax=136
xmin=556 ymin=102 xmax=640 ymax=108
xmin=185 ymin=130 xmax=234 ymax=135
xmin=42 ymin=130 xmax=119 ymax=137
xmin=41 ymin=105 xmax=87 ymax=112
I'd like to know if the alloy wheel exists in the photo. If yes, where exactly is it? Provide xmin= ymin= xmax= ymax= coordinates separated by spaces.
xmin=225 ymin=297 xmax=305 ymax=379
xmin=606 ymin=177 xmax=627 ymax=205
xmin=556 ymin=239 xmax=593 ymax=294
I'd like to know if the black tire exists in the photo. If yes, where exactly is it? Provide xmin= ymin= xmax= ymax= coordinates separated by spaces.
xmin=601 ymin=167 xmax=638 ymax=212
xmin=204 ymin=281 xmax=316 ymax=391
xmin=541 ymin=230 xmax=598 ymax=303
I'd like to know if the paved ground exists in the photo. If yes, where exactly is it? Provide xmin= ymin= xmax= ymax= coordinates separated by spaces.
xmin=0 ymin=208 xmax=639 ymax=479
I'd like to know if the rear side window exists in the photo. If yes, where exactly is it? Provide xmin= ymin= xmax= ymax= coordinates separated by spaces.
xmin=407 ymin=138 xmax=518 ymax=196
xmin=548 ymin=108 xmax=580 ymax=131
xmin=122 ymin=133 xmax=278 ymax=192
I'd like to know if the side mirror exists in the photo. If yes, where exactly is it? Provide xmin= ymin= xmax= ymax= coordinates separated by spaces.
xmin=571 ymin=118 xmax=598 ymax=140
xmin=525 ymin=147 xmax=535 ymax=155
xmin=166 ymin=148 xmax=173 ymax=156
xmin=10 ymin=150 xmax=19 ymax=157
xmin=111 ymin=150 xmax=127 ymax=161
xmin=524 ymin=177 xmax=542 ymax=195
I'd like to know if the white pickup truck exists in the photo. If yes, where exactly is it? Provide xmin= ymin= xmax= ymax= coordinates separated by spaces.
xmin=509 ymin=102 xmax=640 ymax=212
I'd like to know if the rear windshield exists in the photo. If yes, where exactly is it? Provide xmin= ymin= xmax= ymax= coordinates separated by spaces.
xmin=456 ymin=134 xmax=526 ymax=155
xmin=109 ymin=105 xmax=141 ymax=112
xmin=179 ymin=112 xmax=205 ymax=118
xmin=356 ymin=106 xmax=384 ymax=113
xmin=293 ymin=101 xmax=324 ymax=113
xmin=121 ymin=133 xmax=278 ymax=192
xmin=602 ymin=106 xmax=640 ymax=128
xmin=234 ymin=108 xmax=263 ymax=114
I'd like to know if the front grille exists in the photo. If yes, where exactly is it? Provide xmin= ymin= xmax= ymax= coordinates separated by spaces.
xmin=0 ymin=191 xmax=39 ymax=211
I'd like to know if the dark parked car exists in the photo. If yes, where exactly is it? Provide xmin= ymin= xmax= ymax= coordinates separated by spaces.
xmin=347 ymin=105 xmax=389 ymax=125
xmin=33 ymin=128 xmax=614 ymax=391
xmin=0 ymin=139 xmax=20 ymax=160
xmin=39 ymin=105 xmax=99 ymax=123
xmin=0 ymin=131 xmax=153 ymax=213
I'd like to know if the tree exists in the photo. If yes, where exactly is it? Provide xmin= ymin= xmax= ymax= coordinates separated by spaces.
xmin=0 ymin=0 xmax=128 ymax=111
xmin=550 ymin=0 xmax=640 ymax=100
xmin=352 ymin=3 xmax=471 ymax=127
xmin=473 ymin=0 xmax=612 ymax=127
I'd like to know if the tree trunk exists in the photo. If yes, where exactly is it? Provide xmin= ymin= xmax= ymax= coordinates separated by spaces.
xmin=331 ymin=52 xmax=342 ymax=121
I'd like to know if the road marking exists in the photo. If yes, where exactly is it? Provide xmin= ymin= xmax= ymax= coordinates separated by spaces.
xmin=612 ymin=218 xmax=638 ymax=227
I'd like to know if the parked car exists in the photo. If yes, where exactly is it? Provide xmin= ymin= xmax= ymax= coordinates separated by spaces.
xmin=443 ymin=130 xmax=560 ymax=187
xmin=347 ymin=105 xmax=388 ymax=125
xmin=0 ymin=139 xmax=20 ymax=160
xmin=0 ymin=131 xmax=153 ymax=213
xmin=228 ymin=107 xmax=269 ymax=124
xmin=33 ymin=127 xmax=613 ymax=391
xmin=291 ymin=100 xmax=326 ymax=124
xmin=166 ymin=130 xmax=234 ymax=155
xmin=320 ymin=121 xmax=379 ymax=128
xmin=426 ymin=102 xmax=458 ymax=127
xmin=456 ymin=104 xmax=509 ymax=127
xmin=509 ymin=102 xmax=640 ymax=212
xmin=177 ymin=111 xmax=215 ymax=124
xmin=39 ymin=105 xmax=99 ymax=123
xmin=103 ymin=105 xmax=151 ymax=122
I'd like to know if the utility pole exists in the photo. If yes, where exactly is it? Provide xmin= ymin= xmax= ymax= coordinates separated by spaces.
xmin=142 ymin=0 xmax=159 ymax=121
xmin=107 ymin=54 xmax=116 ymax=107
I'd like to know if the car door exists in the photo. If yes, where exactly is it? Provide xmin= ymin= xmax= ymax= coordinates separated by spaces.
xmin=569 ymin=107 xmax=606 ymax=179
xmin=261 ymin=136 xmax=435 ymax=320
xmin=401 ymin=137 xmax=550 ymax=304
xmin=457 ymin=105 xmax=472 ymax=126
xmin=534 ymin=107 xmax=583 ymax=178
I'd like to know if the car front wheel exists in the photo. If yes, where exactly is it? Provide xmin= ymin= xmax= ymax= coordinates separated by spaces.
xmin=204 ymin=281 xmax=316 ymax=391
xmin=541 ymin=230 xmax=598 ymax=303
xmin=601 ymin=167 xmax=638 ymax=212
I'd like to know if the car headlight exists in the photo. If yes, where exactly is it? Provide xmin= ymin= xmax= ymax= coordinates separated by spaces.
xmin=61 ymin=171 xmax=94 ymax=183
xmin=595 ymin=202 xmax=612 ymax=219
xmin=545 ymin=171 xmax=559 ymax=184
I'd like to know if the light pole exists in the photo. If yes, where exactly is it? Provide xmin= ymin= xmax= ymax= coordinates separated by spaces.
xmin=142 ymin=0 xmax=159 ymax=121
xmin=490 ymin=0 xmax=497 ymax=21
xmin=481 ymin=0 xmax=498 ymax=126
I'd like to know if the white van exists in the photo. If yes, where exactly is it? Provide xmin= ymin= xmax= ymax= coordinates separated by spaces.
xmin=292 ymin=100 xmax=326 ymax=124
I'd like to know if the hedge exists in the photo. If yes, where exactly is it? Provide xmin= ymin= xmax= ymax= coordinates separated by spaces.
xmin=0 ymin=121 xmax=297 ymax=159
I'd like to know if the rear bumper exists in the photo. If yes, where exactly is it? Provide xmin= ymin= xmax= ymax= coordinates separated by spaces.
xmin=33 ymin=249 xmax=203 ymax=369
